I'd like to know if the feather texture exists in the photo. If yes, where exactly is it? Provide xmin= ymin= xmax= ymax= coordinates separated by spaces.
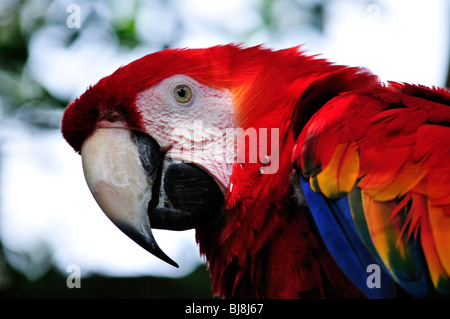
xmin=63 ymin=44 xmax=450 ymax=298
xmin=64 ymin=44 xmax=372 ymax=298
xmin=300 ymin=174 xmax=397 ymax=298
xmin=295 ymin=82 xmax=450 ymax=297
xmin=192 ymin=46 xmax=381 ymax=298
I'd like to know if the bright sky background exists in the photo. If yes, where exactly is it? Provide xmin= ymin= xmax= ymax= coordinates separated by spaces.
xmin=1 ymin=0 xmax=449 ymax=280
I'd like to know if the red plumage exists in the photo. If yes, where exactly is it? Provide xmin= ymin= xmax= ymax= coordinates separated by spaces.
xmin=184 ymin=46 xmax=380 ymax=298
xmin=62 ymin=44 xmax=450 ymax=298
xmin=295 ymin=79 xmax=450 ymax=296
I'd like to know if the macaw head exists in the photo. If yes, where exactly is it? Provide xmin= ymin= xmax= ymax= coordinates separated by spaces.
xmin=61 ymin=44 xmax=372 ymax=268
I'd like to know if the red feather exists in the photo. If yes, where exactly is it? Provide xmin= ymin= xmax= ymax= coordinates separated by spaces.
xmin=189 ymin=46 xmax=379 ymax=298
xmin=295 ymin=79 xmax=450 ymax=296
xmin=63 ymin=45 xmax=375 ymax=298
xmin=63 ymin=44 xmax=450 ymax=298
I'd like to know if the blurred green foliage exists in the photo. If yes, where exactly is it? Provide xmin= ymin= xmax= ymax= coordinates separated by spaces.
xmin=0 ymin=0 xmax=63 ymax=129
xmin=0 ymin=0 xmax=212 ymax=298
xmin=0 ymin=261 xmax=213 ymax=298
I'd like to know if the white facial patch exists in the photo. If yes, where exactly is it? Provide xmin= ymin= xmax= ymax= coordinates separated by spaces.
xmin=135 ymin=75 xmax=237 ymax=191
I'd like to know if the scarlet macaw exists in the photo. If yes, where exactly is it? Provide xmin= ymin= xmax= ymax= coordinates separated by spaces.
xmin=61 ymin=45 xmax=450 ymax=298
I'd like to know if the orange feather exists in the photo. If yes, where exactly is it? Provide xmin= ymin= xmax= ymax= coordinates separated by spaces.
xmin=296 ymin=81 xmax=450 ymax=297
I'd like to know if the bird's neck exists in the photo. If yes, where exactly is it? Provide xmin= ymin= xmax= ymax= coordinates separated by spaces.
xmin=194 ymin=66 xmax=379 ymax=298
xmin=195 ymin=132 xmax=364 ymax=298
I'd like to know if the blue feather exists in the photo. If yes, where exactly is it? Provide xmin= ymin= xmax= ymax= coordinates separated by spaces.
xmin=300 ymin=174 xmax=397 ymax=298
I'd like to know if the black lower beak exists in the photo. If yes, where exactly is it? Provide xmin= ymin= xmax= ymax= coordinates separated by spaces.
xmin=132 ymin=130 xmax=224 ymax=230
xmin=148 ymin=159 xmax=225 ymax=230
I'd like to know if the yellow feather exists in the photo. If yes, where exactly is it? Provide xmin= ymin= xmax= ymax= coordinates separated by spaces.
xmin=427 ymin=203 xmax=450 ymax=282
xmin=364 ymin=161 xmax=428 ymax=201
xmin=315 ymin=143 xmax=359 ymax=198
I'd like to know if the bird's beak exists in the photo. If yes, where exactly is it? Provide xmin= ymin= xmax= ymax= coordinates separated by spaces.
xmin=81 ymin=128 xmax=178 ymax=267
xmin=80 ymin=128 xmax=224 ymax=268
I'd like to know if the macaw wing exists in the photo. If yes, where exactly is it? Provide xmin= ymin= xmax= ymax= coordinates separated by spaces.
xmin=294 ymin=83 xmax=450 ymax=298
xmin=298 ymin=173 xmax=397 ymax=298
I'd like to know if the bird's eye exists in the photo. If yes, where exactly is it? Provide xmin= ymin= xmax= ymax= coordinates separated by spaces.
xmin=173 ymin=84 xmax=192 ymax=104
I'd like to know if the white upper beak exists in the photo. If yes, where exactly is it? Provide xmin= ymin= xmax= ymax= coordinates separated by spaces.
xmin=81 ymin=128 xmax=178 ymax=267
